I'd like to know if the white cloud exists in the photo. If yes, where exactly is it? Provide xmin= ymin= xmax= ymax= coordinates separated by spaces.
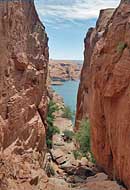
xmin=36 ymin=0 xmax=120 ymax=21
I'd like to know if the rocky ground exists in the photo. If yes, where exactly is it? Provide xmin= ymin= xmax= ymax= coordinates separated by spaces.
xmin=44 ymin=89 xmax=126 ymax=190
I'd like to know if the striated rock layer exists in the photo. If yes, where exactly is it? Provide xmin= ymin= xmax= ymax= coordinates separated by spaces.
xmin=0 ymin=0 xmax=49 ymax=189
xmin=49 ymin=59 xmax=82 ymax=82
xmin=76 ymin=0 xmax=130 ymax=188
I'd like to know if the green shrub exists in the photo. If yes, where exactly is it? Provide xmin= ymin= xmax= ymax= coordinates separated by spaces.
xmin=63 ymin=130 xmax=74 ymax=142
xmin=117 ymin=41 xmax=127 ymax=53
xmin=62 ymin=105 xmax=74 ymax=120
xmin=46 ymin=101 xmax=60 ymax=148
xmin=73 ymin=150 xmax=82 ymax=160
xmin=75 ymin=120 xmax=91 ymax=154
xmin=75 ymin=119 xmax=95 ymax=163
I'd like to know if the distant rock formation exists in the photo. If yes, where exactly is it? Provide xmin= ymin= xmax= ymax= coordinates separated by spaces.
xmin=0 ymin=0 xmax=49 ymax=189
xmin=49 ymin=59 xmax=82 ymax=83
xmin=76 ymin=1 xmax=130 ymax=188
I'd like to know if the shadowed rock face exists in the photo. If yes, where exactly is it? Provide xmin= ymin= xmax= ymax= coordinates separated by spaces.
xmin=76 ymin=1 xmax=130 ymax=188
xmin=0 ymin=0 xmax=49 ymax=189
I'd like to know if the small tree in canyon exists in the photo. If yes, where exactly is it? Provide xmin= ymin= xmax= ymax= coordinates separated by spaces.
xmin=46 ymin=101 xmax=60 ymax=148
xmin=75 ymin=119 xmax=95 ymax=163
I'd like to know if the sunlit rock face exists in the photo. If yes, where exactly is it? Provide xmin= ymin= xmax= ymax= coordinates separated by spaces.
xmin=76 ymin=0 xmax=130 ymax=188
xmin=0 ymin=0 xmax=49 ymax=189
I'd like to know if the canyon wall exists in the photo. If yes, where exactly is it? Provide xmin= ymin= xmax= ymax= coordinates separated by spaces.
xmin=0 ymin=0 xmax=49 ymax=189
xmin=76 ymin=0 xmax=130 ymax=188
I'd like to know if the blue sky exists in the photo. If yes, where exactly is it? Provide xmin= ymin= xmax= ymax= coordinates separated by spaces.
xmin=35 ymin=0 xmax=120 ymax=60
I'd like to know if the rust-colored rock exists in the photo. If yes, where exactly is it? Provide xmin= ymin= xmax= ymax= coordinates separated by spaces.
xmin=0 ymin=0 xmax=49 ymax=189
xmin=76 ymin=1 xmax=130 ymax=188
xmin=75 ymin=8 xmax=115 ymax=128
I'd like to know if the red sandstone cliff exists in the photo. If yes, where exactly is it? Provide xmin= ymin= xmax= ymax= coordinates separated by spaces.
xmin=76 ymin=0 xmax=130 ymax=188
xmin=0 ymin=0 xmax=49 ymax=189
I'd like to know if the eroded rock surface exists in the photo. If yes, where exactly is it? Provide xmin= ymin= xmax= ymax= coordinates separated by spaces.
xmin=0 ymin=0 xmax=49 ymax=189
xmin=76 ymin=1 xmax=130 ymax=188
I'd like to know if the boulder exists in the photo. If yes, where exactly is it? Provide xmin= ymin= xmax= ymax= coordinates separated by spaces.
xmin=86 ymin=173 xmax=108 ymax=183
xmin=51 ymin=149 xmax=65 ymax=160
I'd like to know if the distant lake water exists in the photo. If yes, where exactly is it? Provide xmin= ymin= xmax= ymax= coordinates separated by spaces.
xmin=52 ymin=80 xmax=80 ymax=112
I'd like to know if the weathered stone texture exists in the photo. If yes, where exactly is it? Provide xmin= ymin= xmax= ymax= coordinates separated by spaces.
xmin=0 ymin=0 xmax=49 ymax=189
xmin=76 ymin=1 xmax=130 ymax=188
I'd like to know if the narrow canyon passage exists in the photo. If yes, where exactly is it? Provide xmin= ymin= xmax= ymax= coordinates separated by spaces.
xmin=0 ymin=0 xmax=130 ymax=190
